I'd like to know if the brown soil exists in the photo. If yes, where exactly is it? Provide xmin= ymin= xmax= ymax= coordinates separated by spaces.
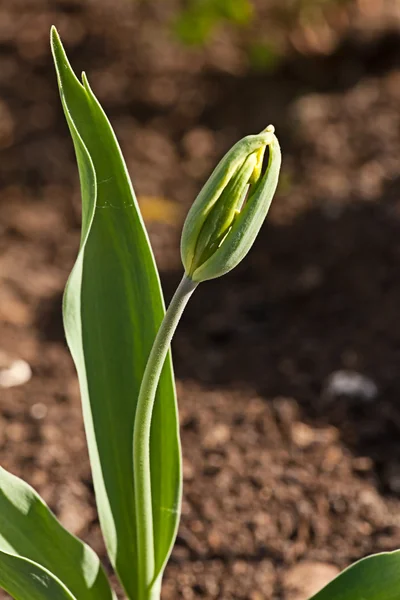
xmin=1 ymin=1 xmax=400 ymax=598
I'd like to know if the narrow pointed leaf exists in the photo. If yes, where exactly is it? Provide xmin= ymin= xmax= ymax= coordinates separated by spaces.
xmin=0 ymin=467 xmax=113 ymax=599
xmin=51 ymin=28 xmax=181 ymax=597
xmin=0 ymin=552 xmax=77 ymax=600
xmin=310 ymin=551 xmax=400 ymax=600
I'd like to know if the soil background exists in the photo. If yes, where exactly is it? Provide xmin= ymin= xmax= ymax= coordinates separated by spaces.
xmin=1 ymin=0 xmax=400 ymax=598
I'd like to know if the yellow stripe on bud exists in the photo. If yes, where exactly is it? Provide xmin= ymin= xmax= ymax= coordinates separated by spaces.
xmin=181 ymin=126 xmax=281 ymax=282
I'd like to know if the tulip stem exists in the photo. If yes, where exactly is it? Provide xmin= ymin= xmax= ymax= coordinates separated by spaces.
xmin=133 ymin=273 xmax=198 ymax=600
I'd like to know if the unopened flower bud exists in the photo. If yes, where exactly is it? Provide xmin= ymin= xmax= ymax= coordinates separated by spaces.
xmin=181 ymin=126 xmax=281 ymax=282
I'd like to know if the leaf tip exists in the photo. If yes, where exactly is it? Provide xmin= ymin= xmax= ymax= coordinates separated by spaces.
xmin=81 ymin=71 xmax=92 ymax=94
xmin=50 ymin=25 xmax=67 ymax=72
xmin=50 ymin=25 xmax=60 ymax=49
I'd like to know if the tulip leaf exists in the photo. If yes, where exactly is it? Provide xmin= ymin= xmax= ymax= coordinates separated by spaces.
xmin=0 ymin=467 xmax=114 ymax=599
xmin=51 ymin=27 xmax=181 ymax=598
xmin=0 ymin=551 xmax=77 ymax=600
xmin=310 ymin=551 xmax=400 ymax=600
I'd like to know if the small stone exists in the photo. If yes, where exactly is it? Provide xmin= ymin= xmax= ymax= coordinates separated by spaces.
xmin=203 ymin=424 xmax=230 ymax=449
xmin=0 ymin=359 xmax=32 ymax=388
xmin=283 ymin=561 xmax=340 ymax=600
xmin=291 ymin=422 xmax=339 ymax=448
xmin=291 ymin=422 xmax=316 ymax=448
xmin=324 ymin=370 xmax=378 ymax=402
xmin=30 ymin=403 xmax=48 ymax=420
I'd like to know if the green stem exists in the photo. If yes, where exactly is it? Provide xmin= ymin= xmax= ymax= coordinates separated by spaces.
xmin=133 ymin=274 xmax=198 ymax=599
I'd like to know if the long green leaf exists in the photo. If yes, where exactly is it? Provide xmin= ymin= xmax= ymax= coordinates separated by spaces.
xmin=0 ymin=551 xmax=77 ymax=600
xmin=51 ymin=27 xmax=181 ymax=598
xmin=310 ymin=551 xmax=400 ymax=600
xmin=0 ymin=467 xmax=113 ymax=599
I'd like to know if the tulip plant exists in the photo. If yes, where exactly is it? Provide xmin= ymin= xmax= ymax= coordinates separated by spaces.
xmin=0 ymin=26 xmax=398 ymax=600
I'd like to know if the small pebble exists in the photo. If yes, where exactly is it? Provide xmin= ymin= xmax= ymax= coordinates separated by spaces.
xmin=283 ymin=561 xmax=340 ymax=600
xmin=203 ymin=424 xmax=230 ymax=449
xmin=0 ymin=359 xmax=32 ymax=388
xmin=291 ymin=422 xmax=338 ymax=448
xmin=324 ymin=370 xmax=378 ymax=402
xmin=30 ymin=403 xmax=48 ymax=420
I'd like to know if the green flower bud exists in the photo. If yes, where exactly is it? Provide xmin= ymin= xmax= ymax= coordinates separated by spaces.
xmin=181 ymin=126 xmax=281 ymax=282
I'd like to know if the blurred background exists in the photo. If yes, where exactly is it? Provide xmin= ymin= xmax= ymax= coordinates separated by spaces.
xmin=1 ymin=0 xmax=400 ymax=598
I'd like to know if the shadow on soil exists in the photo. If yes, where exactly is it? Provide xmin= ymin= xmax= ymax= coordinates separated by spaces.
xmin=163 ymin=179 xmax=400 ymax=498
xmin=37 ymin=179 xmax=400 ymax=500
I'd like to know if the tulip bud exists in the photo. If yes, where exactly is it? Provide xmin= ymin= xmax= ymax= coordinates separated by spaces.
xmin=181 ymin=126 xmax=281 ymax=282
